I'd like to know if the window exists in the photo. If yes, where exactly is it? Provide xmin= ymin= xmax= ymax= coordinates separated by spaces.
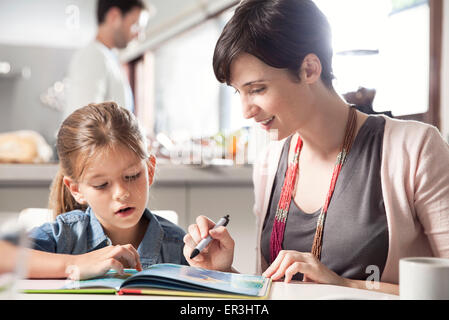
xmin=133 ymin=6 xmax=254 ymax=164
xmin=152 ymin=18 xmax=220 ymax=139
xmin=315 ymin=0 xmax=430 ymax=117
xmin=134 ymin=5 xmax=253 ymax=139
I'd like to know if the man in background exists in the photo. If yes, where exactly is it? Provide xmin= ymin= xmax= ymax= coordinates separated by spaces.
xmin=65 ymin=0 xmax=147 ymax=119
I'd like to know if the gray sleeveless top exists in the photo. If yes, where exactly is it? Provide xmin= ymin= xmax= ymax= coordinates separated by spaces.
xmin=261 ymin=116 xmax=389 ymax=281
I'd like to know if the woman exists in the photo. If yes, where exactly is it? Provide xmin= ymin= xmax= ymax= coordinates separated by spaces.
xmin=183 ymin=0 xmax=449 ymax=295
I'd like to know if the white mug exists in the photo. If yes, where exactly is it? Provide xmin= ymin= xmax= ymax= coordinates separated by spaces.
xmin=400 ymin=257 xmax=449 ymax=300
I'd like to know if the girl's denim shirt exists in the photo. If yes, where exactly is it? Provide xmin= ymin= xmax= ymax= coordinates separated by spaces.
xmin=28 ymin=207 xmax=188 ymax=268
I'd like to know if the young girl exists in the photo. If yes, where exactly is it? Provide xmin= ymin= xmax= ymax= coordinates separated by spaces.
xmin=11 ymin=102 xmax=187 ymax=280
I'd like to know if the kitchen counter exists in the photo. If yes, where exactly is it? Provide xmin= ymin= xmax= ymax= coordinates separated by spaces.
xmin=0 ymin=162 xmax=257 ymax=273
xmin=0 ymin=162 xmax=253 ymax=187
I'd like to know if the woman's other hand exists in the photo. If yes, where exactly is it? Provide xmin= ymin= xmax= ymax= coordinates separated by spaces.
xmin=262 ymin=250 xmax=347 ymax=286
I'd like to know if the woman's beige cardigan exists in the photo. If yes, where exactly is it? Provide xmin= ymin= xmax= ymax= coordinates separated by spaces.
xmin=252 ymin=116 xmax=449 ymax=284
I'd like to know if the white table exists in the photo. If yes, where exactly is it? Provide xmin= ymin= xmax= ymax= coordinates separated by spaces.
xmin=11 ymin=279 xmax=398 ymax=300
xmin=268 ymin=281 xmax=398 ymax=300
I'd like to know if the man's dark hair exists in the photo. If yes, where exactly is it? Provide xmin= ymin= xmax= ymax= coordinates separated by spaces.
xmin=213 ymin=0 xmax=334 ymax=88
xmin=97 ymin=0 xmax=145 ymax=24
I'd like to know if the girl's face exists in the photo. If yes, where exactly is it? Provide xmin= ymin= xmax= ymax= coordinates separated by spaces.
xmin=229 ymin=53 xmax=315 ymax=140
xmin=65 ymin=144 xmax=154 ymax=233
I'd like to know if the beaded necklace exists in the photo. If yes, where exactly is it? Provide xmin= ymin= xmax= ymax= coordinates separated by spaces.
xmin=269 ymin=106 xmax=358 ymax=263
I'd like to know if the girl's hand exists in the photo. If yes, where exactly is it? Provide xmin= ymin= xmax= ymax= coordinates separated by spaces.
xmin=183 ymin=215 xmax=235 ymax=272
xmin=66 ymin=244 xmax=142 ymax=280
xmin=262 ymin=250 xmax=347 ymax=286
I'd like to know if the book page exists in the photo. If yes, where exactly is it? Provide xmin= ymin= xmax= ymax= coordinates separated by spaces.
xmin=122 ymin=264 xmax=270 ymax=297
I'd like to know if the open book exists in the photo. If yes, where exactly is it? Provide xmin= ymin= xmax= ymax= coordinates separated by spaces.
xmin=23 ymin=263 xmax=272 ymax=299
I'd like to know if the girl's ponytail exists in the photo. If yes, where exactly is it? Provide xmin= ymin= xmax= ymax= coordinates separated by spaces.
xmin=48 ymin=166 xmax=87 ymax=219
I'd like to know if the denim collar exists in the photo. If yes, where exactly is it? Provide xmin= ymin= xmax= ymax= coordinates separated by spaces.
xmin=86 ymin=207 xmax=109 ymax=250
xmin=86 ymin=207 xmax=164 ymax=265
xmin=137 ymin=209 xmax=164 ymax=266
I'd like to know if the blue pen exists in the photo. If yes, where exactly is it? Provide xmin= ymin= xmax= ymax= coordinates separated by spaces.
xmin=190 ymin=215 xmax=230 ymax=259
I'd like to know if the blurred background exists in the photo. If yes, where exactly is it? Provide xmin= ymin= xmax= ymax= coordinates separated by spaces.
xmin=0 ymin=0 xmax=448 ymax=273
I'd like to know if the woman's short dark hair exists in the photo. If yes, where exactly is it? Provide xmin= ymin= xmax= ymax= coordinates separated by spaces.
xmin=213 ymin=0 xmax=334 ymax=88
xmin=97 ymin=0 xmax=145 ymax=24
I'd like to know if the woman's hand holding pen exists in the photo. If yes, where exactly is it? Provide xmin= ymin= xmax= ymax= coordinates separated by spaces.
xmin=183 ymin=215 xmax=235 ymax=272
xmin=65 ymin=244 xmax=142 ymax=280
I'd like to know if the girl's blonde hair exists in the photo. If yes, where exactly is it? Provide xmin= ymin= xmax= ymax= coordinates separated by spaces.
xmin=48 ymin=102 xmax=148 ymax=219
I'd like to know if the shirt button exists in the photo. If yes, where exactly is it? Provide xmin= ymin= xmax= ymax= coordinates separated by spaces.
xmin=106 ymin=238 xmax=112 ymax=246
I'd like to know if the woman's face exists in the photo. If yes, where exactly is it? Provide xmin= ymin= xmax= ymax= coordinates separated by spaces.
xmin=73 ymin=145 xmax=152 ymax=233
xmin=230 ymin=53 xmax=313 ymax=140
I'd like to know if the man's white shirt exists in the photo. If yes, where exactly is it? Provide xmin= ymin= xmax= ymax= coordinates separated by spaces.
xmin=65 ymin=40 xmax=134 ymax=119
